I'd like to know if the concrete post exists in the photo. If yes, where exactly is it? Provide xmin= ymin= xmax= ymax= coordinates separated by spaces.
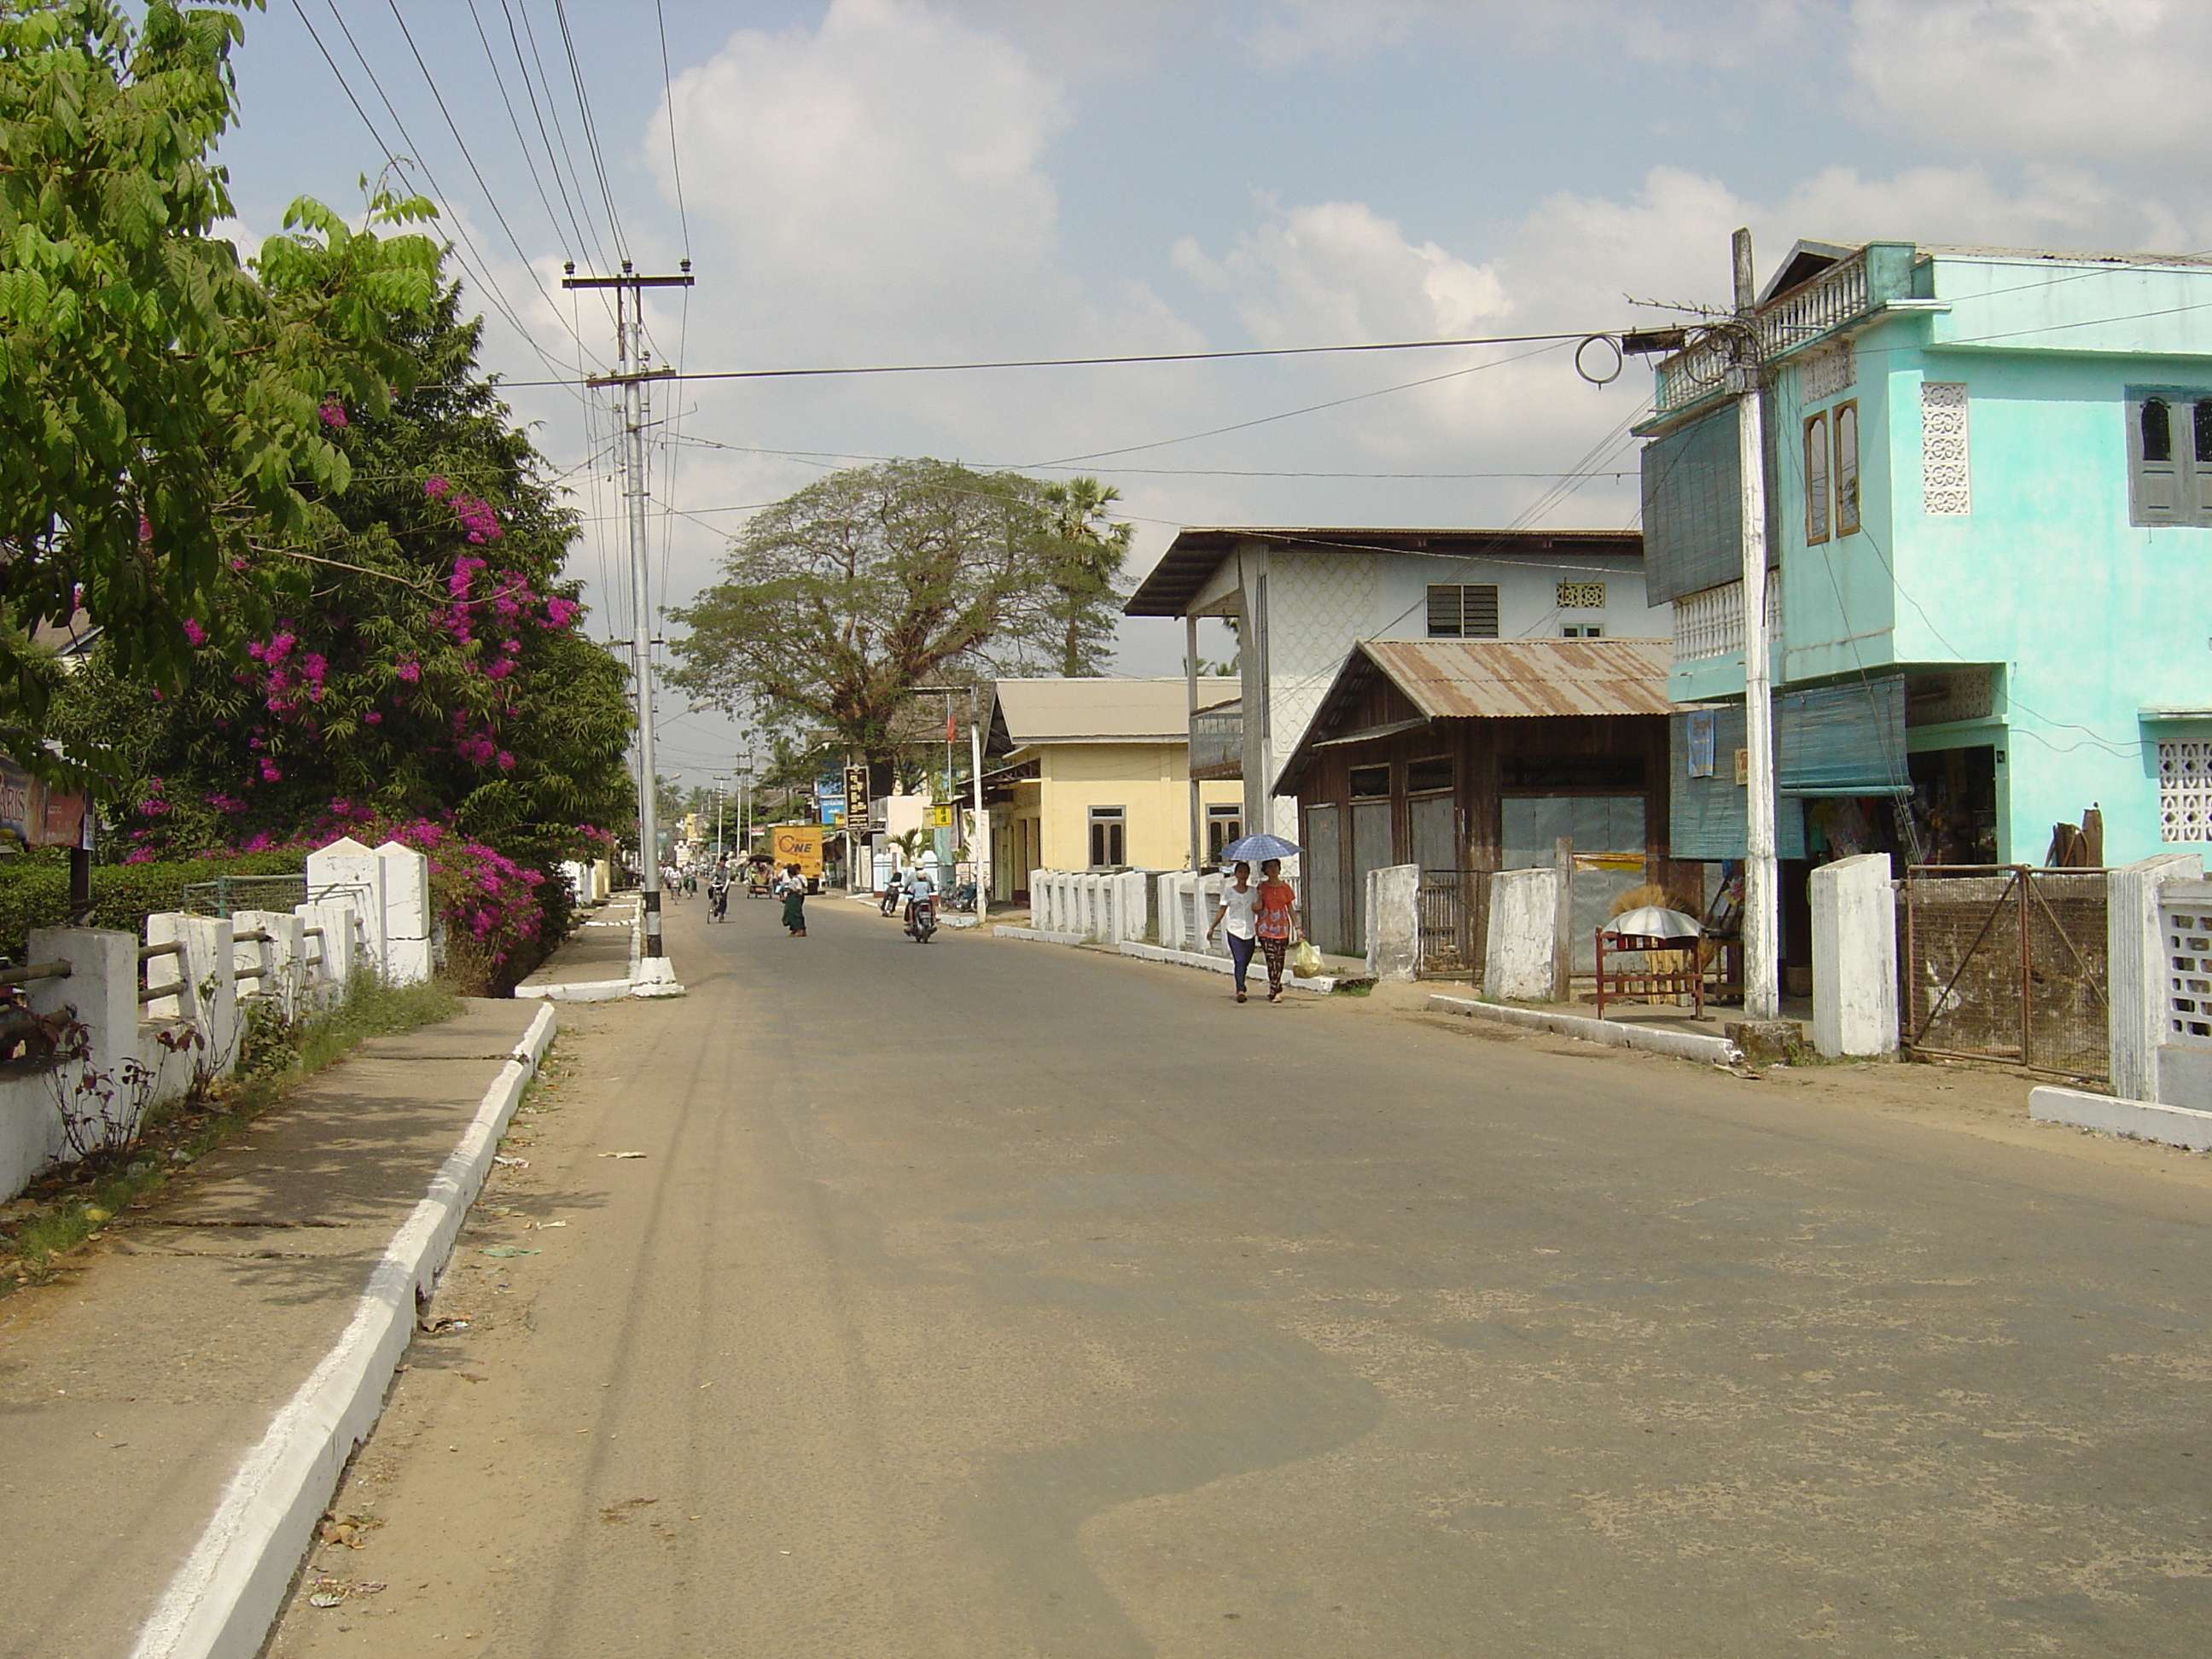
xmin=1484 ymin=868 xmax=1562 ymax=1003
xmin=26 ymin=928 xmax=139 ymax=1146
xmin=1811 ymin=853 xmax=1898 ymax=1058
xmin=235 ymin=909 xmax=306 ymax=1022
xmin=306 ymin=835 xmax=386 ymax=972
xmin=146 ymin=913 xmax=240 ymax=1080
xmin=295 ymin=900 xmax=357 ymax=1004
xmin=375 ymin=841 xmax=434 ymax=984
xmin=1029 ymin=870 xmax=1047 ymax=929
xmin=1365 ymin=863 xmax=1421 ymax=982
xmin=2110 ymin=853 xmax=2204 ymax=1103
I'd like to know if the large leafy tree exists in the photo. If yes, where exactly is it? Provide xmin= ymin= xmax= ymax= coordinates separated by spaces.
xmin=51 ymin=279 xmax=634 ymax=875
xmin=0 ymin=0 xmax=439 ymax=769
xmin=667 ymin=459 xmax=1128 ymax=793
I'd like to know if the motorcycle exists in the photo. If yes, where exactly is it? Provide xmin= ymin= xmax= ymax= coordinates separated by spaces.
xmin=707 ymin=882 xmax=730 ymax=922
xmin=905 ymin=894 xmax=936 ymax=944
xmin=879 ymin=882 xmax=902 ymax=917
xmin=946 ymin=879 xmax=978 ymax=913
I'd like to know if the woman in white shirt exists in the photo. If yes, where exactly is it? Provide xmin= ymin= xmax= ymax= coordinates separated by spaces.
xmin=1206 ymin=861 xmax=1260 ymax=1003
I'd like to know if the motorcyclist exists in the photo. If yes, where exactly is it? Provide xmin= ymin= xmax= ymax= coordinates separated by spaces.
xmin=903 ymin=864 xmax=937 ymax=932
xmin=707 ymin=860 xmax=731 ymax=921
xmin=879 ymin=867 xmax=904 ymax=917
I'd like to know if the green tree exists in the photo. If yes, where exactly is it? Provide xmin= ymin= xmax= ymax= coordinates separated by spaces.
xmin=0 ymin=0 xmax=440 ymax=770
xmin=668 ymin=459 xmax=1119 ymax=795
xmin=50 ymin=279 xmax=633 ymax=874
xmin=1033 ymin=477 xmax=1132 ymax=677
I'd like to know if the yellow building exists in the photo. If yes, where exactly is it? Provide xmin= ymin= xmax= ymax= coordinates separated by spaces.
xmin=983 ymin=678 xmax=1245 ymax=900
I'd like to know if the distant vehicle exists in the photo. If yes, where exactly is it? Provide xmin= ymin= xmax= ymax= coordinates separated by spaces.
xmin=905 ymin=891 xmax=936 ymax=944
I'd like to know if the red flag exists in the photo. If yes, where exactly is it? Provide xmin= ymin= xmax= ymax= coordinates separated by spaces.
xmin=946 ymin=707 xmax=957 ymax=742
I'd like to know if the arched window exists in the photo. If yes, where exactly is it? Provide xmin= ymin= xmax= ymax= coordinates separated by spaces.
xmin=1834 ymin=402 xmax=1860 ymax=535
xmin=2142 ymin=398 xmax=2173 ymax=463
xmin=1803 ymin=411 xmax=1831 ymax=543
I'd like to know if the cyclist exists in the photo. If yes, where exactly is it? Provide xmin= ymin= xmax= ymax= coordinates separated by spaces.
xmin=707 ymin=861 xmax=731 ymax=922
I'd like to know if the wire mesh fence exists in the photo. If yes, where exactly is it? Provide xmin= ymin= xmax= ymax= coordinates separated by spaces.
xmin=180 ymin=873 xmax=312 ymax=918
xmin=1901 ymin=865 xmax=2108 ymax=1080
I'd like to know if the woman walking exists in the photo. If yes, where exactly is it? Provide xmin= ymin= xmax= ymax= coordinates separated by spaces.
xmin=777 ymin=864 xmax=809 ymax=937
xmin=1205 ymin=861 xmax=1260 ymax=1003
xmin=1253 ymin=858 xmax=1301 ymax=1003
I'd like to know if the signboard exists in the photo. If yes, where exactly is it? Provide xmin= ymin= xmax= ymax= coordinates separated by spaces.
xmin=1686 ymin=710 xmax=1716 ymax=779
xmin=928 ymin=803 xmax=953 ymax=829
xmin=770 ymin=823 xmax=824 ymax=877
xmin=815 ymin=773 xmax=846 ymax=826
xmin=0 ymin=759 xmax=90 ymax=849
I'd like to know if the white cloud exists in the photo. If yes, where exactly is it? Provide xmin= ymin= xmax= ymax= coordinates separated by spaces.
xmin=1848 ymin=0 xmax=2212 ymax=166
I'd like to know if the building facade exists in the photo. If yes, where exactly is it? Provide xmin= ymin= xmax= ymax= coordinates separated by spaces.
xmin=982 ymin=678 xmax=1243 ymax=900
xmin=1643 ymin=239 xmax=2212 ymax=870
xmin=1124 ymin=528 xmax=1669 ymax=848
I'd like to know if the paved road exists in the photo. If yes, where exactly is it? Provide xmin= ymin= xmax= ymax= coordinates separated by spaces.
xmin=269 ymin=894 xmax=2212 ymax=1658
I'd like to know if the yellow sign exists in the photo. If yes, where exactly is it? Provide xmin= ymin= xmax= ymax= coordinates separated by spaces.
xmin=928 ymin=803 xmax=954 ymax=829
xmin=770 ymin=824 xmax=824 ymax=877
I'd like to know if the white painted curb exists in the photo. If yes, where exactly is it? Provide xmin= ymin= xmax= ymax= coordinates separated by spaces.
xmin=2030 ymin=1085 xmax=2212 ymax=1151
xmin=1116 ymin=940 xmax=1338 ymax=994
xmin=129 ymin=1000 xmax=560 ymax=1659
xmin=992 ymin=925 xmax=1087 ymax=945
xmin=1426 ymin=993 xmax=1741 ymax=1066
xmin=515 ymin=976 xmax=632 ymax=1003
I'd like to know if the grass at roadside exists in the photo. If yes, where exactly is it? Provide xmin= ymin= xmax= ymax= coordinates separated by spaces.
xmin=0 ymin=976 xmax=463 ymax=1295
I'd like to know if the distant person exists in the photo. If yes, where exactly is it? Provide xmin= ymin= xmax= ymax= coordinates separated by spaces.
xmin=1253 ymin=858 xmax=1301 ymax=1003
xmin=1205 ymin=861 xmax=1260 ymax=1003
xmin=777 ymin=864 xmax=808 ymax=937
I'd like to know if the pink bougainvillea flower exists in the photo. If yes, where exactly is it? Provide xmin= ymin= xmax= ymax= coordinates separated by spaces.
xmin=425 ymin=476 xmax=451 ymax=499
xmin=182 ymin=618 xmax=207 ymax=646
xmin=497 ymin=750 xmax=515 ymax=772
xmin=317 ymin=398 xmax=348 ymax=428
xmin=259 ymin=760 xmax=282 ymax=783
xmin=124 ymin=847 xmax=154 ymax=864
xmin=363 ymin=710 xmax=383 ymax=725
xmin=395 ymin=660 xmax=421 ymax=684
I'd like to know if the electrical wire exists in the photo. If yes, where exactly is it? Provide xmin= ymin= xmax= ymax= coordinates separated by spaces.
xmin=549 ymin=0 xmax=630 ymax=263
xmin=500 ymin=0 xmax=614 ymax=275
xmin=653 ymin=0 xmax=691 ymax=261
xmin=463 ymin=0 xmax=588 ymax=265
xmin=294 ymin=0 xmax=581 ymax=391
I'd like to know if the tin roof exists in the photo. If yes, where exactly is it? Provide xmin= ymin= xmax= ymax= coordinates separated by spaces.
xmin=1122 ymin=527 xmax=1644 ymax=618
xmin=1275 ymin=637 xmax=1672 ymax=793
xmin=988 ymin=678 xmax=1191 ymax=748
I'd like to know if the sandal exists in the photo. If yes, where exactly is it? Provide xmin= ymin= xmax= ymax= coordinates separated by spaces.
xmin=1236 ymin=990 xmax=1247 ymax=1003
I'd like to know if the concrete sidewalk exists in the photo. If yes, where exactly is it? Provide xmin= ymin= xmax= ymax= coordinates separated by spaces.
xmin=0 ymin=998 xmax=554 ymax=1659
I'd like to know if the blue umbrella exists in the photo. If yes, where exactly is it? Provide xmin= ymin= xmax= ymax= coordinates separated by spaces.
xmin=1220 ymin=832 xmax=1303 ymax=863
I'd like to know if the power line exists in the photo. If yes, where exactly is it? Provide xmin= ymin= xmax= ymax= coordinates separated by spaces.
xmin=653 ymin=0 xmax=691 ymax=260
xmin=550 ymin=0 xmax=630 ymax=263
xmin=462 ymin=0 xmax=582 ymax=258
xmin=498 ymin=0 xmax=613 ymax=276
xmin=381 ymin=0 xmax=580 ymax=347
xmin=1030 ymin=340 xmax=1571 ymax=468
xmin=294 ymin=0 xmax=579 ymax=390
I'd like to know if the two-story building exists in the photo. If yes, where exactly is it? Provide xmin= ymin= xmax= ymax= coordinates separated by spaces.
xmin=1643 ymin=240 xmax=2212 ymax=882
xmin=1123 ymin=527 xmax=1670 ymax=859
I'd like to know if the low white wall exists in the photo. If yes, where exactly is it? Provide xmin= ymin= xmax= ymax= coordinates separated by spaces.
xmin=1027 ymin=870 xmax=1150 ymax=945
xmin=1812 ymin=853 xmax=1897 ymax=1058
xmin=0 ymin=888 xmax=364 ymax=1202
xmin=1484 ymin=867 xmax=1561 ymax=1002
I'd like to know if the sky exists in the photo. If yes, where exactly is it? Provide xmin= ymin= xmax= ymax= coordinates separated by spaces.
xmin=213 ymin=0 xmax=2212 ymax=789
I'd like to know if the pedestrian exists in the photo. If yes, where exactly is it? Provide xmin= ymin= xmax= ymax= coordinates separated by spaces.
xmin=777 ymin=864 xmax=808 ymax=937
xmin=1253 ymin=857 xmax=1301 ymax=1003
xmin=1204 ymin=861 xmax=1260 ymax=1003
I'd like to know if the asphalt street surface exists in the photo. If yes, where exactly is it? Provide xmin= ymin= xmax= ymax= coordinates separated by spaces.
xmin=267 ymin=892 xmax=2212 ymax=1658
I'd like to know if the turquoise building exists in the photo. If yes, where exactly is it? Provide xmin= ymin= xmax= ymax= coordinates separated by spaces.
xmin=1639 ymin=239 xmax=2212 ymax=876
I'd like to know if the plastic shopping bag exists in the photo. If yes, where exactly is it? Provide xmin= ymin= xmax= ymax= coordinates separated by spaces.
xmin=1288 ymin=940 xmax=1324 ymax=979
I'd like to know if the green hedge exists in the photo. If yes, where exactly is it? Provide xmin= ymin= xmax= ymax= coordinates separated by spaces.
xmin=0 ymin=852 xmax=311 ymax=960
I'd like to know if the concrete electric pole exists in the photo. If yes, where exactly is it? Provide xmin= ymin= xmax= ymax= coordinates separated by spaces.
xmin=1731 ymin=227 xmax=1779 ymax=1021
xmin=562 ymin=259 xmax=692 ymax=984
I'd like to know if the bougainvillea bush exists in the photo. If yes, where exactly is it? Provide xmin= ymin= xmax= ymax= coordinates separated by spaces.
xmin=51 ymin=280 xmax=632 ymax=992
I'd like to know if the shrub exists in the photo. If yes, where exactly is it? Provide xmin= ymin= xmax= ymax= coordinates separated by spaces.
xmin=0 ymin=850 xmax=309 ymax=959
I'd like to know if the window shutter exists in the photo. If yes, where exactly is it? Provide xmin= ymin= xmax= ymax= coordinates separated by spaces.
xmin=1426 ymin=585 xmax=1462 ymax=637
xmin=2133 ymin=393 xmax=2182 ymax=523
xmin=1465 ymin=585 xmax=1499 ymax=637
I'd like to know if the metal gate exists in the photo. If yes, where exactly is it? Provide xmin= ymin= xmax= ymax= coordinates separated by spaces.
xmin=1902 ymin=865 xmax=2108 ymax=1080
xmin=1416 ymin=869 xmax=1489 ymax=981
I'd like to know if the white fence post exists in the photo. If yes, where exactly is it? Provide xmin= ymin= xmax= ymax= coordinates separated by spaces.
xmin=147 ymin=913 xmax=240 ymax=1080
xmin=2110 ymin=853 xmax=2205 ymax=1103
xmin=1812 ymin=853 xmax=1898 ymax=1057
xmin=307 ymin=835 xmax=385 ymax=974
xmin=376 ymin=840 xmax=433 ymax=984
xmin=1484 ymin=868 xmax=1562 ymax=1002
xmin=1365 ymin=864 xmax=1421 ymax=982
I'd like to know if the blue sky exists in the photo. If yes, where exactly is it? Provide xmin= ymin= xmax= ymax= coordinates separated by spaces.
xmin=216 ymin=2 xmax=2212 ymax=784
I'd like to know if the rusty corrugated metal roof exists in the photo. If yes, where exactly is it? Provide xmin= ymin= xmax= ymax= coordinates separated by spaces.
xmin=1361 ymin=637 xmax=1674 ymax=720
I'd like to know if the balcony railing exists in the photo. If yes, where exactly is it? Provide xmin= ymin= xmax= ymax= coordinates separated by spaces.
xmin=1673 ymin=579 xmax=1783 ymax=664
xmin=1656 ymin=250 xmax=1874 ymax=415
xmin=1190 ymin=701 xmax=1242 ymax=780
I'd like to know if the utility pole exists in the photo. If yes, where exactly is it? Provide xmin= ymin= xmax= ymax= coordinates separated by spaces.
xmin=1731 ymin=227 xmax=1779 ymax=1021
xmin=969 ymin=686 xmax=987 ymax=926
xmin=562 ymin=259 xmax=692 ymax=976
xmin=713 ymin=777 xmax=726 ymax=864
